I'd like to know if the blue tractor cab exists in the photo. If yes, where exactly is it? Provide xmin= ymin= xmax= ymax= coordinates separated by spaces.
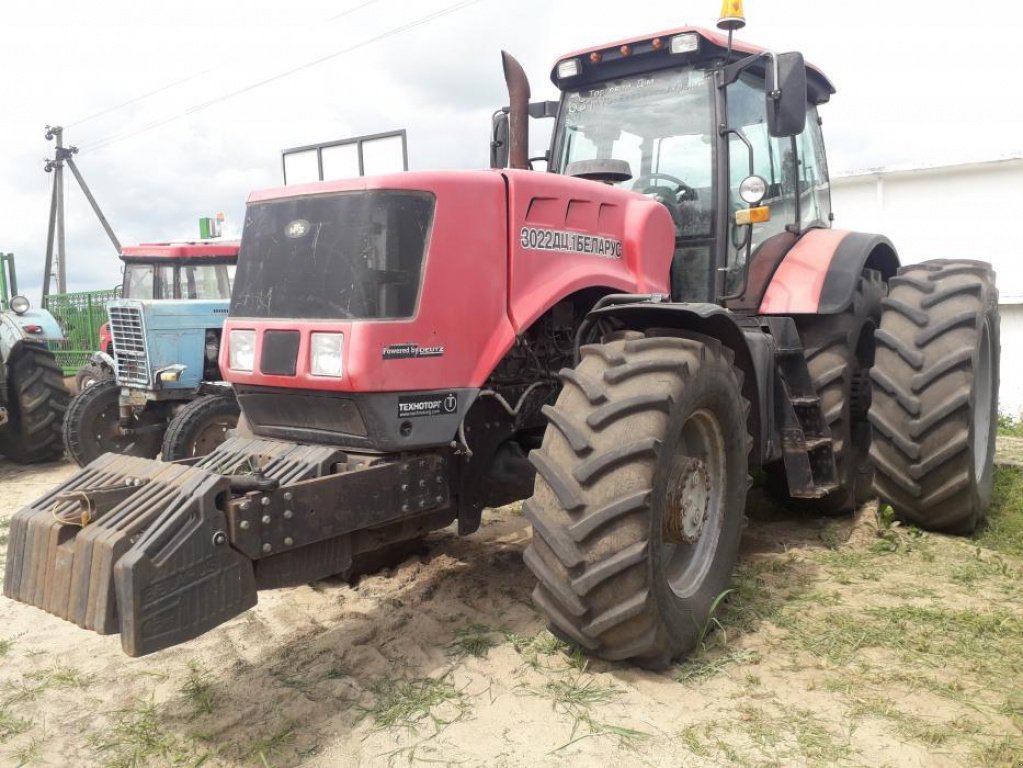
xmin=63 ymin=241 xmax=240 ymax=464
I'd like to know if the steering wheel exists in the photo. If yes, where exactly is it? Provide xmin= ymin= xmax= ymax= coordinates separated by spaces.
xmin=632 ymin=172 xmax=696 ymax=202
xmin=633 ymin=172 xmax=696 ymax=232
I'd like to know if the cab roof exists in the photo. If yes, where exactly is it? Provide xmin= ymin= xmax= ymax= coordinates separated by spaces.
xmin=120 ymin=240 xmax=240 ymax=261
xmin=551 ymin=25 xmax=836 ymax=105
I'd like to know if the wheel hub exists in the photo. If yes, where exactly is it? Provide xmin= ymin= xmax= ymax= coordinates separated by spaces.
xmin=664 ymin=457 xmax=710 ymax=544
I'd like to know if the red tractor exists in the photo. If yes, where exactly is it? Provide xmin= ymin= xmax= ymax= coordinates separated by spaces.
xmin=4 ymin=20 xmax=998 ymax=666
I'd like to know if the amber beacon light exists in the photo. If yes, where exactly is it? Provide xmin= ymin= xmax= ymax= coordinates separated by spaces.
xmin=717 ymin=0 xmax=746 ymax=31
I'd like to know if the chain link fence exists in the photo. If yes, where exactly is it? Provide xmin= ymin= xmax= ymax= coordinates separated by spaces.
xmin=44 ymin=287 xmax=121 ymax=375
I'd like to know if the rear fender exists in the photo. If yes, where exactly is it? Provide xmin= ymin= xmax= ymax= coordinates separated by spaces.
xmin=586 ymin=302 xmax=770 ymax=469
xmin=0 ymin=310 xmax=62 ymax=358
xmin=759 ymin=230 xmax=899 ymax=315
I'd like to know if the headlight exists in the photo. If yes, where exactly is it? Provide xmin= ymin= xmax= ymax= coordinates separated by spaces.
xmin=556 ymin=58 xmax=580 ymax=79
xmin=9 ymin=295 xmax=30 ymax=315
xmin=310 ymin=332 xmax=343 ymax=377
xmin=228 ymin=330 xmax=256 ymax=371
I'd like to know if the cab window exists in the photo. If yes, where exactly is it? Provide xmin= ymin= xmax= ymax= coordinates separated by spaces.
xmin=122 ymin=264 xmax=154 ymax=299
xmin=725 ymin=72 xmax=798 ymax=293
xmin=179 ymin=264 xmax=233 ymax=299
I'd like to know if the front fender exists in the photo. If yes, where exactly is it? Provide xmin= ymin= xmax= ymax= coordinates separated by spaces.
xmin=585 ymin=302 xmax=769 ymax=469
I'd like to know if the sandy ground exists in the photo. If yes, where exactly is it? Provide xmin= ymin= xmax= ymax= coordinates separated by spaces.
xmin=1 ymin=456 xmax=1021 ymax=767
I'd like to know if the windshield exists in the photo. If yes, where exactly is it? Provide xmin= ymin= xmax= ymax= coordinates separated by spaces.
xmin=557 ymin=66 xmax=715 ymax=236
xmin=179 ymin=264 xmax=234 ymax=299
xmin=122 ymin=264 xmax=153 ymax=299
xmin=231 ymin=191 xmax=434 ymax=320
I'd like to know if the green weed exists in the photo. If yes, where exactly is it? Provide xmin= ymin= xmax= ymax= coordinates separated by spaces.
xmin=447 ymin=623 xmax=498 ymax=659
xmin=0 ymin=706 xmax=31 ymax=744
xmin=978 ymin=466 xmax=1023 ymax=556
xmin=87 ymin=698 xmax=208 ymax=768
xmin=180 ymin=661 xmax=215 ymax=718
xmin=357 ymin=676 xmax=468 ymax=734
xmin=997 ymin=412 xmax=1023 ymax=437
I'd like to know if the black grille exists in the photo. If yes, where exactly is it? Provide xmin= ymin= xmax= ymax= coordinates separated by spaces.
xmin=108 ymin=303 xmax=150 ymax=386
xmin=260 ymin=330 xmax=300 ymax=376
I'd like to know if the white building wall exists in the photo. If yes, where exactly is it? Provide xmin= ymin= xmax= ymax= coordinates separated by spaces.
xmin=830 ymin=157 xmax=1023 ymax=415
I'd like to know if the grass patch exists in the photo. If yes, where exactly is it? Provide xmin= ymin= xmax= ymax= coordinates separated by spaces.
xmin=997 ymin=413 xmax=1023 ymax=438
xmin=676 ymin=648 xmax=760 ymax=684
xmin=779 ymin=603 xmax=1023 ymax=685
xmin=525 ymin=673 xmax=647 ymax=751
xmin=977 ymin=466 xmax=1023 ymax=556
xmin=0 ymin=638 xmax=12 ymax=659
xmin=244 ymin=722 xmax=296 ymax=766
xmin=447 ymin=623 xmax=498 ymax=659
xmin=975 ymin=735 xmax=1023 ymax=767
xmin=357 ymin=676 xmax=469 ymax=735
xmin=88 ymin=698 xmax=208 ymax=768
xmin=9 ymin=730 xmax=44 ymax=767
xmin=0 ymin=706 xmax=31 ymax=744
xmin=26 ymin=662 xmax=92 ymax=691
xmin=180 ymin=661 xmax=215 ymax=718
xmin=505 ymin=630 xmax=572 ymax=670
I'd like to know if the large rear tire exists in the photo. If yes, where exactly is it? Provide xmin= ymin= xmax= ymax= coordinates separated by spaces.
xmin=524 ymin=333 xmax=750 ymax=669
xmin=63 ymin=379 xmax=165 ymax=466
xmin=160 ymin=394 xmax=240 ymax=462
xmin=868 ymin=260 xmax=999 ymax=533
xmin=0 ymin=344 xmax=69 ymax=463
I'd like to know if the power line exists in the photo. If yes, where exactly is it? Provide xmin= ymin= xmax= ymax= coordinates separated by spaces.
xmin=66 ymin=0 xmax=386 ymax=130
xmin=81 ymin=0 xmax=482 ymax=153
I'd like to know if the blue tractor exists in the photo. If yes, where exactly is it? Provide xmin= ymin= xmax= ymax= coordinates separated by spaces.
xmin=0 ymin=252 xmax=70 ymax=463
xmin=63 ymin=241 xmax=240 ymax=464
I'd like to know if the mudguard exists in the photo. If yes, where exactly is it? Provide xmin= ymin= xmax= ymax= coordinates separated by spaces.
xmin=759 ymin=230 xmax=899 ymax=315
xmin=584 ymin=301 xmax=770 ymax=468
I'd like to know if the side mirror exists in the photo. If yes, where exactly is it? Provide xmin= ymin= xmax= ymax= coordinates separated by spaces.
xmin=766 ymin=52 xmax=807 ymax=138
xmin=490 ymin=109 xmax=510 ymax=169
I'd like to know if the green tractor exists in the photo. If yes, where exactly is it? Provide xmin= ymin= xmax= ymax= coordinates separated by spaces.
xmin=0 ymin=252 xmax=70 ymax=463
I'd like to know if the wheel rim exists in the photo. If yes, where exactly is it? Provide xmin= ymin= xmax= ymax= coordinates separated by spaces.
xmin=973 ymin=322 xmax=994 ymax=479
xmin=90 ymin=400 xmax=138 ymax=454
xmin=188 ymin=416 xmax=237 ymax=456
xmin=661 ymin=407 xmax=726 ymax=599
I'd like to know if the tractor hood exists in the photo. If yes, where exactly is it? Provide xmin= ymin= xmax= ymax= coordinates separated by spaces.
xmin=222 ymin=169 xmax=672 ymax=450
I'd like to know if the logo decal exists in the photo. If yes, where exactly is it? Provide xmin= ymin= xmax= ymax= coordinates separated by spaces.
xmin=285 ymin=219 xmax=310 ymax=238
xmin=520 ymin=227 xmax=622 ymax=259
xmin=398 ymin=393 xmax=458 ymax=419
xmin=383 ymin=342 xmax=445 ymax=360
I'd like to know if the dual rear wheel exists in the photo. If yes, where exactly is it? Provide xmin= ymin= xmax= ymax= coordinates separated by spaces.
xmin=525 ymin=260 xmax=999 ymax=666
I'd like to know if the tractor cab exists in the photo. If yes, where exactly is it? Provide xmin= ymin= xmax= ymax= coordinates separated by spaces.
xmin=120 ymin=241 xmax=237 ymax=301
xmin=496 ymin=26 xmax=835 ymax=306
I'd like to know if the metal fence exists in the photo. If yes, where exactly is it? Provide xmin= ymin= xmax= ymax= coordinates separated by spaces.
xmin=44 ymin=287 xmax=120 ymax=375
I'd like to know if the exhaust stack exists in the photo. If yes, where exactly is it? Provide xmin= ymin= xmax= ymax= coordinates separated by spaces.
xmin=501 ymin=51 xmax=530 ymax=170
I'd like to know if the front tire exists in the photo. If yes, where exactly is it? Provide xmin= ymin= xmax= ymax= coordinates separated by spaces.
xmin=160 ymin=394 xmax=240 ymax=462
xmin=0 ymin=344 xmax=69 ymax=463
xmin=524 ymin=333 xmax=750 ymax=669
xmin=74 ymin=361 xmax=113 ymax=392
xmin=868 ymin=260 xmax=999 ymax=533
xmin=63 ymin=379 xmax=165 ymax=466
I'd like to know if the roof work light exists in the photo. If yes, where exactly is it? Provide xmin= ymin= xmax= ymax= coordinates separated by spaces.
xmin=717 ymin=0 xmax=746 ymax=31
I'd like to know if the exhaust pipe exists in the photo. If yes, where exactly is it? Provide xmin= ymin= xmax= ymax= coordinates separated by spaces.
xmin=501 ymin=51 xmax=530 ymax=170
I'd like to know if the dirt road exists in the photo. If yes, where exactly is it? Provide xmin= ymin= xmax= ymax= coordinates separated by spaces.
xmin=1 ymin=455 xmax=1021 ymax=767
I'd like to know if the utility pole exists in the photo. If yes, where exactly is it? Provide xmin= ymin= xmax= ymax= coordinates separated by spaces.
xmin=42 ymin=125 xmax=121 ymax=301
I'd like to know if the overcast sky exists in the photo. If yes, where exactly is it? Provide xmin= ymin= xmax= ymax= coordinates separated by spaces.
xmin=2 ymin=0 xmax=1021 ymax=300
